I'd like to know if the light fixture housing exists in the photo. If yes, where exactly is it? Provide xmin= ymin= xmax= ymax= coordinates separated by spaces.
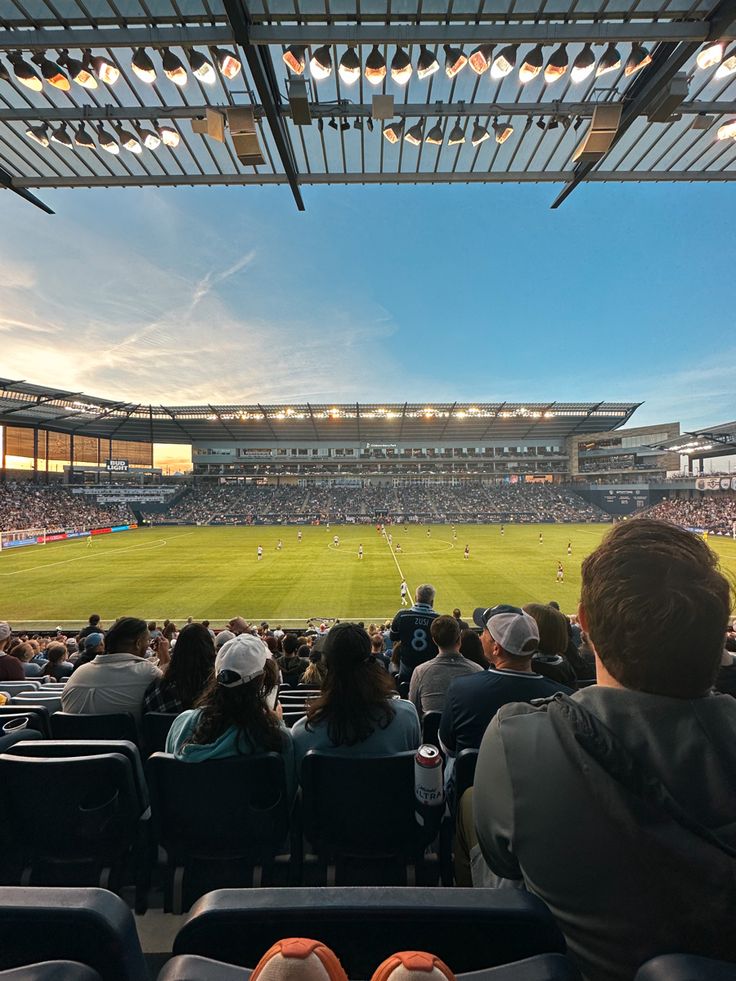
xmin=417 ymin=45 xmax=440 ymax=79
xmin=50 ymin=124 xmax=73 ymax=147
xmin=97 ymin=126 xmax=119 ymax=154
xmin=544 ymin=43 xmax=568 ymax=83
xmin=9 ymin=53 xmax=43 ymax=91
xmin=571 ymin=43 xmax=596 ymax=82
xmin=519 ymin=44 xmax=544 ymax=83
xmin=471 ymin=120 xmax=491 ymax=145
xmin=469 ymin=44 xmax=494 ymax=74
xmin=444 ymin=44 xmax=467 ymax=78
xmin=162 ymin=49 xmax=187 ymax=85
xmin=131 ymin=47 xmax=156 ymax=83
xmin=282 ymin=45 xmax=306 ymax=74
xmin=214 ymin=47 xmax=242 ymax=79
xmin=91 ymin=53 xmax=119 ymax=84
xmin=382 ymin=119 xmax=405 ymax=143
xmin=338 ymin=46 xmax=361 ymax=85
xmin=138 ymin=127 xmax=161 ymax=149
xmin=74 ymin=125 xmax=96 ymax=149
xmin=391 ymin=46 xmax=412 ymax=84
xmin=189 ymin=49 xmax=216 ymax=83
xmin=625 ymin=43 xmax=652 ymax=76
xmin=493 ymin=119 xmax=513 ymax=143
xmin=425 ymin=122 xmax=444 ymax=145
xmin=364 ymin=45 xmax=387 ymax=85
xmin=116 ymin=125 xmax=142 ymax=153
xmin=696 ymin=39 xmax=724 ymax=70
xmin=59 ymin=51 xmax=97 ymax=88
xmin=717 ymin=118 xmax=736 ymax=140
xmin=310 ymin=45 xmax=333 ymax=80
xmin=596 ymin=42 xmax=621 ymax=77
xmin=26 ymin=124 xmax=49 ymax=147
xmin=158 ymin=123 xmax=180 ymax=147
xmin=448 ymin=121 xmax=465 ymax=145
xmin=715 ymin=45 xmax=736 ymax=78
xmin=491 ymin=44 xmax=518 ymax=79
xmin=404 ymin=120 xmax=424 ymax=145
xmin=33 ymin=54 xmax=71 ymax=90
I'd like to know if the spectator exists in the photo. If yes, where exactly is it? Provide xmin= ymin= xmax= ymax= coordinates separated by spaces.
xmin=144 ymin=623 xmax=215 ymax=714
xmin=439 ymin=605 xmax=572 ymax=760
xmin=0 ymin=621 xmax=23 ymax=681
xmin=12 ymin=642 xmax=44 ymax=678
xmin=227 ymin=617 xmax=249 ymax=635
xmin=292 ymin=623 xmax=420 ymax=769
xmin=390 ymin=583 xmax=440 ymax=682
xmin=41 ymin=641 xmax=74 ymax=680
xmin=166 ymin=634 xmax=295 ymax=798
xmin=71 ymin=631 xmax=104 ymax=671
xmin=459 ymin=629 xmax=486 ymax=669
xmin=409 ymin=616 xmax=483 ymax=715
xmin=61 ymin=616 xmax=161 ymax=723
xmin=470 ymin=519 xmax=736 ymax=979
xmin=715 ymin=635 xmax=736 ymax=697
xmin=525 ymin=603 xmax=578 ymax=688
xmin=162 ymin=621 xmax=177 ymax=644
xmin=78 ymin=614 xmax=102 ymax=640
xmin=300 ymin=647 xmax=326 ymax=688
xmin=277 ymin=634 xmax=310 ymax=687
xmin=453 ymin=608 xmax=469 ymax=631
xmin=215 ymin=629 xmax=235 ymax=651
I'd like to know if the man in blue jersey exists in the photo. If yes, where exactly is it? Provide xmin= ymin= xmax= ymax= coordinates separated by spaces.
xmin=390 ymin=583 xmax=440 ymax=682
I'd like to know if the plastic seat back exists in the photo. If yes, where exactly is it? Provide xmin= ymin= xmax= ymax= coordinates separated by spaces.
xmin=12 ymin=694 xmax=62 ymax=714
xmin=0 ymin=963 xmax=102 ymax=980
xmin=50 ymin=712 xmax=138 ymax=743
xmin=455 ymin=748 xmax=479 ymax=802
xmin=422 ymin=711 xmax=442 ymax=748
xmin=0 ymin=682 xmax=42 ymax=695
xmin=0 ymin=706 xmax=51 ymax=737
xmin=634 ymin=954 xmax=736 ymax=980
xmin=142 ymin=712 xmax=179 ymax=754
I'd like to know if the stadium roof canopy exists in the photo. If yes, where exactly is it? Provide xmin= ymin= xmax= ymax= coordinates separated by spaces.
xmin=656 ymin=421 xmax=736 ymax=458
xmin=1 ymin=0 xmax=735 ymax=215
xmin=0 ymin=379 xmax=640 ymax=443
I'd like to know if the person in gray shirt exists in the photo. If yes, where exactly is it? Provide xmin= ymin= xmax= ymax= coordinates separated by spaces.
xmin=409 ymin=615 xmax=483 ymax=715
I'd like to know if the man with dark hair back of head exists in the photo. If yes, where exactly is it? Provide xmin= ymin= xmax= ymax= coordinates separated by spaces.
xmin=469 ymin=519 xmax=736 ymax=980
xmin=61 ymin=616 xmax=160 ymax=723
xmin=78 ymin=613 xmax=102 ymax=639
xmin=390 ymin=583 xmax=440 ymax=682
xmin=452 ymin=608 xmax=469 ymax=631
xmin=409 ymin=615 xmax=483 ymax=715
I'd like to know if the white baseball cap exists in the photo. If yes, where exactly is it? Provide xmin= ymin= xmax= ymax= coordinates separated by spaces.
xmin=215 ymin=634 xmax=268 ymax=687
xmin=0 ymin=621 xmax=11 ymax=642
xmin=473 ymin=604 xmax=539 ymax=657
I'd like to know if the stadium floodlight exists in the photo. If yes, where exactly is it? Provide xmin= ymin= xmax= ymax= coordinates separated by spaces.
xmin=116 ymin=124 xmax=142 ymax=153
xmin=9 ymin=53 xmax=43 ymax=91
xmin=391 ymin=46 xmax=413 ymax=84
xmin=444 ymin=44 xmax=468 ymax=78
xmin=571 ymin=43 xmax=596 ymax=82
xmin=471 ymin=119 xmax=491 ymax=146
xmin=696 ymin=39 xmax=724 ymax=69
xmin=519 ymin=44 xmax=544 ymax=83
xmin=50 ymin=124 xmax=73 ymax=148
xmin=448 ymin=120 xmax=466 ymax=145
xmin=625 ymin=43 xmax=652 ymax=76
xmin=214 ymin=48 xmax=242 ymax=79
xmin=162 ymin=49 xmax=188 ymax=85
xmin=26 ymin=124 xmax=49 ymax=147
xmin=493 ymin=118 xmax=514 ymax=143
xmin=74 ymin=124 xmax=96 ymax=149
xmin=417 ymin=45 xmax=440 ymax=79
xmin=404 ymin=119 xmax=424 ymax=145
xmin=544 ymin=44 xmax=568 ymax=83
xmin=189 ymin=49 xmax=216 ymax=84
xmin=717 ymin=118 xmax=736 ymax=140
xmin=425 ymin=122 xmax=444 ymax=145
xmin=715 ymin=45 xmax=736 ymax=79
xmin=364 ymin=45 xmax=387 ymax=85
xmin=596 ymin=43 xmax=621 ymax=77
xmin=58 ymin=51 xmax=97 ymax=89
xmin=310 ymin=45 xmax=333 ymax=80
xmin=469 ymin=44 xmax=494 ymax=74
xmin=491 ymin=44 xmax=518 ymax=79
xmin=131 ymin=47 xmax=157 ymax=83
xmin=338 ymin=46 xmax=361 ymax=85
xmin=32 ymin=53 xmax=71 ymax=90
xmin=158 ymin=122 xmax=180 ymax=147
xmin=137 ymin=125 xmax=161 ymax=149
xmin=283 ymin=45 xmax=306 ymax=74
xmin=382 ymin=118 xmax=404 ymax=142
xmin=97 ymin=125 xmax=119 ymax=154
xmin=91 ymin=53 xmax=119 ymax=85
xmin=0 ymin=60 xmax=9 ymax=82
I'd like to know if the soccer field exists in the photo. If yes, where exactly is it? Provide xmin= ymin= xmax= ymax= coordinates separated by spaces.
xmin=2 ymin=523 xmax=736 ymax=630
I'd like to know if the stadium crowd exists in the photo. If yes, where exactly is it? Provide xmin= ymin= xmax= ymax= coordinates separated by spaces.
xmin=643 ymin=493 xmax=736 ymax=535
xmin=0 ymin=481 xmax=132 ymax=533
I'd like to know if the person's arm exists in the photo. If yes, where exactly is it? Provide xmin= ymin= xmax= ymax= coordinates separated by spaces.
xmin=408 ymin=667 xmax=422 ymax=712
xmin=473 ymin=714 xmax=522 ymax=880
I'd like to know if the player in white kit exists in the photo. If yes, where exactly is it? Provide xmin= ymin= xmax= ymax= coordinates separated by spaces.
xmin=567 ymin=541 xmax=572 ymax=555
xmin=464 ymin=545 xmax=470 ymax=560
xmin=400 ymin=579 xmax=408 ymax=606
xmin=556 ymin=561 xmax=564 ymax=582
xmin=298 ymin=530 xmax=302 ymax=542
xmin=333 ymin=535 xmax=339 ymax=547
xmin=358 ymin=544 xmax=363 ymax=559
xmin=257 ymin=545 xmax=263 ymax=561
xmin=277 ymin=539 xmax=283 ymax=550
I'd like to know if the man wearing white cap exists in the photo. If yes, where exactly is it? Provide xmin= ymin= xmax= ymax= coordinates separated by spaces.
xmin=439 ymin=604 xmax=573 ymax=758
xmin=0 ymin=621 xmax=24 ymax=682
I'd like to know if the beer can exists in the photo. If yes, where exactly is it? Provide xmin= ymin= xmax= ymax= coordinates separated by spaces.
xmin=414 ymin=744 xmax=444 ymax=808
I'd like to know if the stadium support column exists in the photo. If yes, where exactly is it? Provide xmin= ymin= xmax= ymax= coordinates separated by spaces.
xmin=33 ymin=428 xmax=38 ymax=484
xmin=0 ymin=425 xmax=5 ymax=484
xmin=45 ymin=431 xmax=49 ymax=484
xmin=69 ymin=432 xmax=75 ymax=485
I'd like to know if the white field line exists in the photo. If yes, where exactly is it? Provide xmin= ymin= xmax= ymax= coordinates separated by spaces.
xmin=0 ymin=537 xmax=169 ymax=577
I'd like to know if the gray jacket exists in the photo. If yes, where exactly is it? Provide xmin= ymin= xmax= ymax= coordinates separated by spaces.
xmin=473 ymin=685 xmax=736 ymax=981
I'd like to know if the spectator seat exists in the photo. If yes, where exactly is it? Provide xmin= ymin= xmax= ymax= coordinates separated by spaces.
xmin=11 ymin=695 xmax=62 ymax=714
xmin=147 ymin=752 xmax=295 ymax=913
xmin=0 ymin=887 xmax=146 ymax=981
xmin=49 ymin=712 xmax=138 ymax=743
xmin=422 ymin=711 xmax=443 ymax=748
xmin=0 ymin=964 xmax=102 ymax=981
xmin=0 ymin=706 xmax=51 ymax=738
xmin=0 ymin=682 xmax=42 ymax=696
xmin=172 ymin=887 xmax=568 ymax=977
xmin=455 ymin=748 xmax=480 ymax=802
xmin=142 ymin=712 xmax=179 ymax=754
xmin=634 ymin=955 xmax=736 ymax=980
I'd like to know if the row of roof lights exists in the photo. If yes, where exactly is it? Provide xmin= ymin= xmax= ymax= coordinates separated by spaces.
xmin=0 ymin=47 xmax=241 ymax=92
xmin=283 ymin=42 xmax=653 ymax=85
xmin=383 ymin=116 xmax=514 ymax=145
xmin=695 ymin=39 xmax=736 ymax=76
xmin=26 ymin=121 xmax=180 ymax=152
xmin=205 ymin=407 xmax=562 ymax=422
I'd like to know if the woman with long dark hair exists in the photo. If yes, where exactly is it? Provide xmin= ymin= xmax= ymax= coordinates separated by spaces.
xmin=144 ymin=622 xmax=215 ymax=714
xmin=292 ymin=623 xmax=420 ymax=769
xmin=41 ymin=641 xmax=74 ymax=680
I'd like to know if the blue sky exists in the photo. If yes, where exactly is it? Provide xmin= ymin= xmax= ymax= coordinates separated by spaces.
xmin=1 ymin=179 xmax=734 ymax=431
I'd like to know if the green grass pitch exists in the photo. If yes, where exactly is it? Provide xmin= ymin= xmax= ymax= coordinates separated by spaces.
xmin=2 ymin=524 xmax=735 ymax=630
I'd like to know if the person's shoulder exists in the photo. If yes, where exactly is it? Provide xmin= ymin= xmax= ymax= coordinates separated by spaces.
xmin=449 ymin=668 xmax=491 ymax=694
xmin=392 ymin=697 xmax=420 ymax=725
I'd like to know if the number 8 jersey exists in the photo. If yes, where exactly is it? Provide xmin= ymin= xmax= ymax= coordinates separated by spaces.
xmin=390 ymin=602 xmax=440 ymax=682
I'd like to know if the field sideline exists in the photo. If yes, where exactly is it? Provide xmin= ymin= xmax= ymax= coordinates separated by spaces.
xmin=2 ymin=523 xmax=735 ymax=630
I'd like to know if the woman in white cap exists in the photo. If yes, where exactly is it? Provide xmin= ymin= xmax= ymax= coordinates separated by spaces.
xmin=166 ymin=633 xmax=296 ymax=799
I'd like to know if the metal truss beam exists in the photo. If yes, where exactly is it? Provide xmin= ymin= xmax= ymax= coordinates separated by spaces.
xmin=2 ymin=102 xmax=733 ymax=123
xmin=11 ymin=171 xmax=736 ymax=189
xmin=2 ymin=22 xmax=734 ymax=50
xmin=222 ymin=0 xmax=304 ymax=211
xmin=0 ymin=162 xmax=53 ymax=214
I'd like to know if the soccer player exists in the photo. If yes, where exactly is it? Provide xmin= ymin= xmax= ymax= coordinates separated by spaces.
xmin=501 ymin=525 xmax=505 ymax=536
xmin=388 ymin=533 xmax=393 ymax=546
xmin=257 ymin=545 xmax=263 ymax=561
xmin=396 ymin=542 xmax=402 ymax=553
xmin=556 ymin=561 xmax=564 ymax=583
xmin=400 ymin=579 xmax=409 ymax=606
xmin=333 ymin=534 xmax=339 ymax=547
xmin=427 ymin=527 xmax=431 ymax=537
xmin=277 ymin=539 xmax=283 ymax=551
xmin=567 ymin=541 xmax=572 ymax=555
xmin=86 ymin=534 xmax=93 ymax=547
xmin=298 ymin=530 xmax=303 ymax=543
xmin=464 ymin=544 xmax=470 ymax=560
xmin=358 ymin=544 xmax=363 ymax=560
xmin=539 ymin=532 xmax=544 ymax=545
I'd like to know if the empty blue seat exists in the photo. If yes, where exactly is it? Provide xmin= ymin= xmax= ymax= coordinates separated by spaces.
xmin=634 ymin=954 xmax=736 ymax=980
xmin=0 ymin=963 xmax=102 ymax=981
